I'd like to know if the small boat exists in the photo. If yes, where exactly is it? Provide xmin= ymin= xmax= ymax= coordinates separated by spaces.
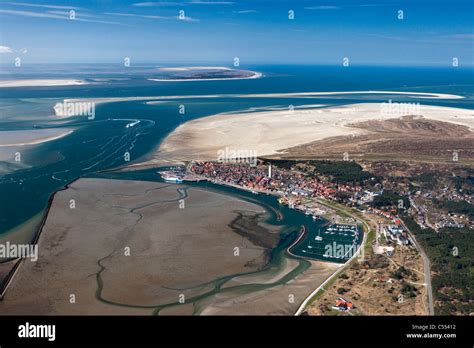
xmin=315 ymin=229 xmax=323 ymax=241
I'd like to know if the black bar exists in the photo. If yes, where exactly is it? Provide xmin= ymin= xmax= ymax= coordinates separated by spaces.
xmin=0 ymin=316 xmax=471 ymax=346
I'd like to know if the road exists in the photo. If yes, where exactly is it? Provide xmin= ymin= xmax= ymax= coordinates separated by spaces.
xmin=401 ymin=220 xmax=435 ymax=316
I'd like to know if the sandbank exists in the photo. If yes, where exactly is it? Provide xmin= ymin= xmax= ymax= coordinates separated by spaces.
xmin=0 ymin=79 xmax=87 ymax=88
xmin=155 ymin=103 xmax=474 ymax=162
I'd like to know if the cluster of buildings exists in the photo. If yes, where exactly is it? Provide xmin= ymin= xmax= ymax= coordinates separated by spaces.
xmin=436 ymin=185 xmax=473 ymax=205
xmin=188 ymin=161 xmax=362 ymax=203
xmin=409 ymin=191 xmax=471 ymax=232
xmin=434 ymin=217 xmax=465 ymax=230
xmin=353 ymin=189 xmax=383 ymax=204
xmin=382 ymin=224 xmax=411 ymax=246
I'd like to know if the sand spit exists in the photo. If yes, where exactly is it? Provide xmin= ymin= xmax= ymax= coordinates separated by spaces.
xmin=0 ymin=79 xmax=87 ymax=88
xmin=0 ymin=128 xmax=73 ymax=147
xmin=147 ymin=72 xmax=262 ymax=82
xmin=158 ymin=66 xmax=233 ymax=71
xmin=62 ymin=90 xmax=463 ymax=106
xmin=156 ymin=103 xmax=474 ymax=162
xmin=0 ymin=128 xmax=73 ymax=173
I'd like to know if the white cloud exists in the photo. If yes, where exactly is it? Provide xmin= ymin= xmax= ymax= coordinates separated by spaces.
xmin=187 ymin=1 xmax=234 ymax=4
xmin=47 ymin=10 xmax=99 ymax=18
xmin=442 ymin=34 xmax=474 ymax=40
xmin=6 ymin=2 xmax=82 ymax=10
xmin=105 ymin=12 xmax=199 ymax=22
xmin=305 ymin=3 xmax=391 ymax=10
xmin=105 ymin=12 xmax=169 ymax=20
xmin=175 ymin=15 xmax=200 ymax=22
xmin=0 ymin=46 xmax=13 ymax=53
xmin=0 ymin=9 xmax=122 ymax=25
xmin=236 ymin=10 xmax=257 ymax=14
xmin=304 ymin=5 xmax=340 ymax=10
xmin=133 ymin=2 xmax=182 ymax=6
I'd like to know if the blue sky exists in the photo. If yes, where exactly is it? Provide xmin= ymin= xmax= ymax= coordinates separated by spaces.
xmin=0 ymin=0 xmax=472 ymax=66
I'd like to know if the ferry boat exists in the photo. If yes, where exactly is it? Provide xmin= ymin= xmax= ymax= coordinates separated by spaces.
xmin=163 ymin=176 xmax=183 ymax=183
xmin=158 ymin=169 xmax=185 ymax=183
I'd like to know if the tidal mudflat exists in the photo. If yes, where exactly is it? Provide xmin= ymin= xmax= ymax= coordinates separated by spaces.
xmin=0 ymin=178 xmax=336 ymax=314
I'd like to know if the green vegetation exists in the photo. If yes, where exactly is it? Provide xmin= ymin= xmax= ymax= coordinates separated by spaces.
xmin=371 ymin=190 xmax=410 ymax=209
xmin=309 ymin=160 xmax=373 ymax=183
xmin=334 ymin=191 xmax=352 ymax=202
xmin=264 ymin=159 xmax=295 ymax=170
xmin=337 ymin=287 xmax=348 ymax=295
xmin=402 ymin=216 xmax=474 ymax=315
xmin=410 ymin=172 xmax=437 ymax=184
xmin=401 ymin=282 xmax=418 ymax=298
xmin=265 ymin=159 xmax=374 ymax=183
xmin=365 ymin=254 xmax=390 ymax=269
xmin=409 ymin=172 xmax=440 ymax=190
xmin=453 ymin=175 xmax=474 ymax=195
xmin=391 ymin=266 xmax=412 ymax=280
xmin=433 ymin=199 xmax=474 ymax=219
